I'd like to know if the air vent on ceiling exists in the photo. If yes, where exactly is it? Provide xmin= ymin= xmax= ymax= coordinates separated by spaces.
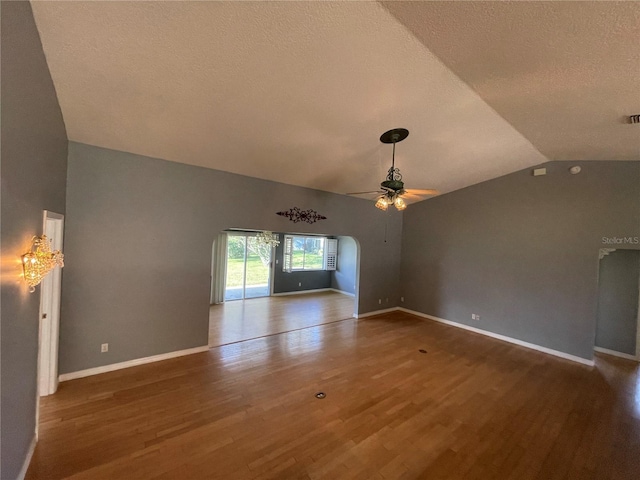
xmin=629 ymin=114 xmax=640 ymax=124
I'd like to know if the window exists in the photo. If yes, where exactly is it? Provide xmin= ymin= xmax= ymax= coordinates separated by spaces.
xmin=283 ymin=236 xmax=337 ymax=272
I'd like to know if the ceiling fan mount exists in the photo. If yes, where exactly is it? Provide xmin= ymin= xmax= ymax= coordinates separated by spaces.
xmin=379 ymin=128 xmax=409 ymax=144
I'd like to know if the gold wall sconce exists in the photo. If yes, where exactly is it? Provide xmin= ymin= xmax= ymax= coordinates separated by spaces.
xmin=22 ymin=235 xmax=64 ymax=293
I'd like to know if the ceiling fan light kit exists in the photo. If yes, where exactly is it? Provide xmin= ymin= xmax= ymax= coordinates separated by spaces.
xmin=375 ymin=196 xmax=389 ymax=211
xmin=348 ymin=128 xmax=438 ymax=211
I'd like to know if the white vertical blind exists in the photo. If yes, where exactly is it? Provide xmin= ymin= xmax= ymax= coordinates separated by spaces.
xmin=325 ymin=238 xmax=338 ymax=271
xmin=283 ymin=235 xmax=293 ymax=273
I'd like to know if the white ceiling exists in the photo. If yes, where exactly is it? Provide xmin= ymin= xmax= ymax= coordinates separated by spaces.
xmin=30 ymin=1 xmax=639 ymax=202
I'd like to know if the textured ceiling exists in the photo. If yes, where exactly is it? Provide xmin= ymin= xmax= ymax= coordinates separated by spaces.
xmin=30 ymin=1 xmax=638 ymax=202
xmin=382 ymin=1 xmax=640 ymax=162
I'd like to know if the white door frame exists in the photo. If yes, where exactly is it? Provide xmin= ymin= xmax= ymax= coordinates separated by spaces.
xmin=38 ymin=211 xmax=64 ymax=397
xmin=269 ymin=243 xmax=277 ymax=297
xmin=594 ymin=248 xmax=640 ymax=362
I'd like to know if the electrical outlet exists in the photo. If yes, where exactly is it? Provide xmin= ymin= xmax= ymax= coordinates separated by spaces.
xmin=400 ymin=296 xmax=404 ymax=302
xmin=472 ymin=314 xmax=480 ymax=321
xmin=378 ymin=299 xmax=382 ymax=305
xmin=101 ymin=343 xmax=109 ymax=353
xmin=298 ymin=282 xmax=302 ymax=287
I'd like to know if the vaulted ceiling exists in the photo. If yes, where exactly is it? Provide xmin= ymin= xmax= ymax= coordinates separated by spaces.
xmin=31 ymin=1 xmax=639 ymax=201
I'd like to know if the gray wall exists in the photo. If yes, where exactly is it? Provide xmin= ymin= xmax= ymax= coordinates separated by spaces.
xmin=61 ymin=142 xmax=402 ymax=374
xmin=331 ymin=236 xmax=358 ymax=295
xmin=272 ymin=233 xmax=331 ymax=294
xmin=0 ymin=2 xmax=68 ymax=478
xmin=400 ymin=161 xmax=640 ymax=361
xmin=595 ymin=249 xmax=640 ymax=355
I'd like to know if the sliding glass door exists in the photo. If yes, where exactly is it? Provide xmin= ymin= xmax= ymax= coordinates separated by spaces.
xmin=225 ymin=233 xmax=272 ymax=301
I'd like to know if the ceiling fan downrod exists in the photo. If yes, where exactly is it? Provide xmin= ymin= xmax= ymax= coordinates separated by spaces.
xmin=391 ymin=141 xmax=396 ymax=172
xmin=386 ymin=141 xmax=401 ymax=183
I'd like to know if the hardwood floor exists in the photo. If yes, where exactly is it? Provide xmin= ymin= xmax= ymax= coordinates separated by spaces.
xmin=209 ymin=291 xmax=355 ymax=347
xmin=28 ymin=311 xmax=639 ymax=479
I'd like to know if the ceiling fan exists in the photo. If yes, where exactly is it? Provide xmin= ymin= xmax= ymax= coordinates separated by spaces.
xmin=347 ymin=128 xmax=439 ymax=211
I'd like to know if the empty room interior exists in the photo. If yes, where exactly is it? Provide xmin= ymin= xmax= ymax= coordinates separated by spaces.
xmin=2 ymin=1 xmax=640 ymax=479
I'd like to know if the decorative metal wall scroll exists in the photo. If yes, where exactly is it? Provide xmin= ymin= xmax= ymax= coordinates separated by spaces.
xmin=276 ymin=207 xmax=327 ymax=224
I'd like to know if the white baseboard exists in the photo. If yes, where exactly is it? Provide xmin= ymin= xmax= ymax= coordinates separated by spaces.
xmin=330 ymin=288 xmax=355 ymax=297
xmin=272 ymin=288 xmax=333 ymax=297
xmin=594 ymin=346 xmax=639 ymax=362
xmin=398 ymin=307 xmax=595 ymax=367
xmin=17 ymin=435 xmax=37 ymax=480
xmin=355 ymin=307 xmax=398 ymax=319
xmin=274 ymin=288 xmax=355 ymax=297
xmin=59 ymin=345 xmax=209 ymax=382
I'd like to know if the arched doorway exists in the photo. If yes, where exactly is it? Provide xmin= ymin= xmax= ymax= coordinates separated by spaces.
xmin=209 ymin=230 xmax=359 ymax=347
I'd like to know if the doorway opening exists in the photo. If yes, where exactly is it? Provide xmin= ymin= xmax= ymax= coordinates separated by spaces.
xmin=594 ymin=248 xmax=640 ymax=361
xmin=209 ymin=232 xmax=360 ymax=348
xmin=224 ymin=232 xmax=273 ymax=301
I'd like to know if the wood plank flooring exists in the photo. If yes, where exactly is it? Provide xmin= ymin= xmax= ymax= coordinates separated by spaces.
xmin=209 ymin=291 xmax=355 ymax=347
xmin=28 ymin=311 xmax=640 ymax=479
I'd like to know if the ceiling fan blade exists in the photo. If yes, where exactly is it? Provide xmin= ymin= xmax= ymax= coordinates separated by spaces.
xmin=399 ymin=193 xmax=425 ymax=200
xmin=346 ymin=190 xmax=384 ymax=196
xmin=404 ymin=188 xmax=439 ymax=196
xmin=400 ymin=191 xmax=439 ymax=200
